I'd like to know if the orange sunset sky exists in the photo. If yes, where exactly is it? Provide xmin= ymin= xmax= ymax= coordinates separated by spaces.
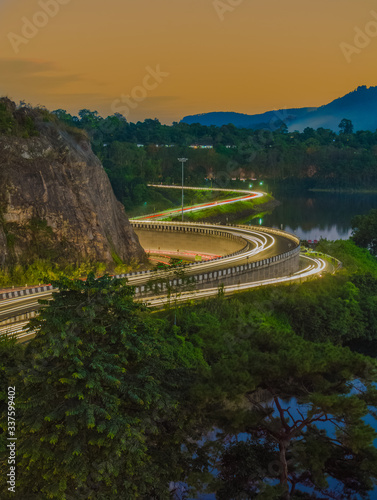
xmin=0 ymin=0 xmax=376 ymax=124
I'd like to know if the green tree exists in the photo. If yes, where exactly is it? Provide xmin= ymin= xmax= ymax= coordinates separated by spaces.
xmin=176 ymin=298 xmax=377 ymax=500
xmin=215 ymin=438 xmax=280 ymax=499
xmin=352 ymin=209 xmax=377 ymax=256
xmin=10 ymin=274 xmax=202 ymax=499
xmin=339 ymin=118 xmax=354 ymax=135
xmin=0 ymin=102 xmax=16 ymax=134
xmin=77 ymin=109 xmax=102 ymax=129
xmin=0 ymin=336 xmax=25 ymax=457
xmin=200 ymin=323 xmax=377 ymax=499
xmin=51 ymin=109 xmax=75 ymax=126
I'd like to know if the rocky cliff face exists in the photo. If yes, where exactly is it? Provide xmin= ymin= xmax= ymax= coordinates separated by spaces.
xmin=0 ymin=99 xmax=146 ymax=267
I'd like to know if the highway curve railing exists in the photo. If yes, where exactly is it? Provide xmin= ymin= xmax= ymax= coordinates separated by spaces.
xmin=0 ymin=222 xmax=300 ymax=301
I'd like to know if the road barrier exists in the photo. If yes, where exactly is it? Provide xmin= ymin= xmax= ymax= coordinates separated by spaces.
xmin=0 ymin=222 xmax=300 ymax=301
xmin=0 ymin=285 xmax=53 ymax=301
xmin=131 ymin=220 xmax=251 ymax=261
xmin=132 ymin=245 xmax=300 ymax=296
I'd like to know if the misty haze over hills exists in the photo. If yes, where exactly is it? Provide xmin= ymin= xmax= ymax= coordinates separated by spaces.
xmin=181 ymin=86 xmax=377 ymax=132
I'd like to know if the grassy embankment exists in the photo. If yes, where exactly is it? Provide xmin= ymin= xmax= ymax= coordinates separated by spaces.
xmin=127 ymin=187 xmax=248 ymax=219
xmin=164 ymin=238 xmax=377 ymax=349
xmin=137 ymin=187 xmax=274 ymax=222
xmin=172 ymin=195 xmax=273 ymax=222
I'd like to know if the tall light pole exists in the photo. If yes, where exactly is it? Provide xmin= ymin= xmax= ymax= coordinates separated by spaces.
xmin=178 ymin=158 xmax=188 ymax=221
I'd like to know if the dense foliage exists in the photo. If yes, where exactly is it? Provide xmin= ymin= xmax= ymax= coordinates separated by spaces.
xmin=0 ymin=257 xmax=134 ymax=289
xmin=0 ymin=336 xmax=25 ymax=458
xmin=51 ymin=109 xmax=377 ymax=209
xmin=0 ymin=99 xmax=40 ymax=138
xmin=1 ymin=240 xmax=377 ymax=498
xmin=2 ymin=100 xmax=377 ymax=214
xmin=1 ymin=275 xmax=204 ymax=499
xmin=166 ymin=240 xmax=377 ymax=498
xmin=352 ymin=209 xmax=377 ymax=256
xmin=180 ymin=304 xmax=377 ymax=499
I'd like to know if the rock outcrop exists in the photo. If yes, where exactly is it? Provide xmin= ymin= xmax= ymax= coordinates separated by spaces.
xmin=0 ymin=99 xmax=146 ymax=267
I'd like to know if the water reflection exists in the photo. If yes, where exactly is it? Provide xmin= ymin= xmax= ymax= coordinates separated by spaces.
xmin=242 ymin=191 xmax=377 ymax=241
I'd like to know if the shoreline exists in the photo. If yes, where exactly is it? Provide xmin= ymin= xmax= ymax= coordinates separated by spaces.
xmin=309 ymin=188 xmax=377 ymax=194
xmin=171 ymin=198 xmax=281 ymax=224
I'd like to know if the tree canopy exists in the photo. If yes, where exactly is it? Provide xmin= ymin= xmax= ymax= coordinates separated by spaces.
xmin=352 ymin=209 xmax=377 ymax=256
xmin=176 ymin=288 xmax=377 ymax=499
xmin=47 ymin=106 xmax=377 ymax=201
xmin=6 ymin=274 xmax=204 ymax=499
xmin=1 ymin=241 xmax=377 ymax=499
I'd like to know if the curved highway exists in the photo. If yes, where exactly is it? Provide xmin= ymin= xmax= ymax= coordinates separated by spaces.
xmin=132 ymin=184 xmax=266 ymax=221
xmin=128 ymin=220 xmax=296 ymax=286
xmin=0 ymin=219 xmax=295 ymax=303
xmin=0 ymin=188 xmax=335 ymax=341
xmin=145 ymin=254 xmax=328 ymax=308
xmin=0 ymin=255 xmax=329 ymax=343
xmin=0 ymin=221 xmax=300 ymax=339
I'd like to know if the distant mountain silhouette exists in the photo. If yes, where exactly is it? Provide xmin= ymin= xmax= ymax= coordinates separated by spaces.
xmin=181 ymin=86 xmax=377 ymax=132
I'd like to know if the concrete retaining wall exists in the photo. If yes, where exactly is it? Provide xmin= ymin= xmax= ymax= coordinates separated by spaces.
xmin=132 ymin=221 xmax=249 ymax=257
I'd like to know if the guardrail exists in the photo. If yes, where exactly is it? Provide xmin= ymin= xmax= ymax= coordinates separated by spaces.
xmin=0 ymin=222 xmax=300 ymax=301
xmin=302 ymin=251 xmax=342 ymax=272
xmin=236 ymin=223 xmax=300 ymax=247
xmin=132 ymin=220 xmax=300 ymax=246
xmin=131 ymin=245 xmax=301 ymax=296
xmin=0 ymin=285 xmax=54 ymax=302
xmin=127 ymin=221 xmax=301 ymax=296
xmin=131 ymin=220 xmax=254 ymax=267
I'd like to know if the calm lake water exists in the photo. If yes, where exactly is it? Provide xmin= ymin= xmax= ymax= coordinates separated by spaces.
xmin=246 ymin=191 xmax=377 ymax=241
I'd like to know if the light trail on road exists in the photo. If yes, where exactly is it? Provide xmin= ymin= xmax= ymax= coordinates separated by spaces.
xmin=0 ymin=185 xmax=310 ymax=342
xmin=143 ymin=255 xmax=327 ymax=309
xmin=128 ymin=223 xmax=279 ymax=286
xmin=0 ymin=219 xmax=300 ymax=339
xmin=0 ymin=255 xmax=327 ymax=341
xmin=146 ymin=250 xmax=222 ymax=261
xmin=0 ymin=180 xmax=341 ymax=343
xmin=132 ymin=185 xmax=265 ymax=221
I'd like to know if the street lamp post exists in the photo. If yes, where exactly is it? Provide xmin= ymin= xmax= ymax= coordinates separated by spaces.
xmin=178 ymin=158 xmax=188 ymax=221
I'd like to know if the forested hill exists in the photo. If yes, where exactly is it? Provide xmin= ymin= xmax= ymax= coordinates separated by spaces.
xmin=180 ymin=107 xmax=313 ymax=130
xmin=6 ymin=100 xmax=377 ymax=214
xmin=181 ymin=86 xmax=377 ymax=132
